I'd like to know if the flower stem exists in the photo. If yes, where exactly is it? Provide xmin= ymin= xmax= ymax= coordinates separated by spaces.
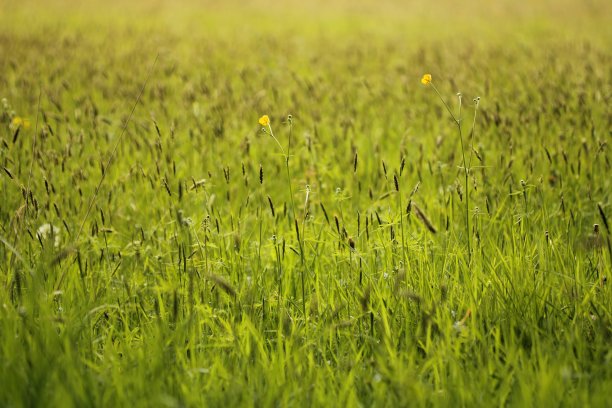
xmin=269 ymin=119 xmax=307 ymax=317
xmin=431 ymin=83 xmax=471 ymax=263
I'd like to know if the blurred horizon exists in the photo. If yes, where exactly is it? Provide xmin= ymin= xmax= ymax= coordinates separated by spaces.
xmin=0 ymin=0 xmax=608 ymax=58
xmin=3 ymin=0 xmax=611 ymax=30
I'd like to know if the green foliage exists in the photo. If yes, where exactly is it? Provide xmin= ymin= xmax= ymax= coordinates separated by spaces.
xmin=0 ymin=1 xmax=610 ymax=406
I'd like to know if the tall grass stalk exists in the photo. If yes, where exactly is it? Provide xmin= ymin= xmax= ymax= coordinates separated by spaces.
xmin=262 ymin=115 xmax=307 ymax=317
xmin=425 ymin=77 xmax=479 ymax=264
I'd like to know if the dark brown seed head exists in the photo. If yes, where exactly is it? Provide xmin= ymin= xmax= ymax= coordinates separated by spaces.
xmin=320 ymin=202 xmax=330 ymax=225
xmin=267 ymin=195 xmax=275 ymax=217
xmin=360 ymin=286 xmax=370 ymax=311
xmin=348 ymin=237 xmax=355 ymax=250
xmin=413 ymin=203 xmax=437 ymax=234
xmin=597 ymin=203 xmax=609 ymax=233
xmin=206 ymin=274 xmax=236 ymax=297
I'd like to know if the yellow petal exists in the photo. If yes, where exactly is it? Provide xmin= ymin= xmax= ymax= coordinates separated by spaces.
xmin=258 ymin=115 xmax=270 ymax=126
xmin=421 ymin=74 xmax=432 ymax=85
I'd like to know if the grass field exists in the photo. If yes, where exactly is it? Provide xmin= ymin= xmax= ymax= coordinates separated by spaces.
xmin=1 ymin=0 xmax=611 ymax=406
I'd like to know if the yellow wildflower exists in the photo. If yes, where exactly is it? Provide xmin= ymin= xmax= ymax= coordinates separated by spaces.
xmin=258 ymin=115 xmax=270 ymax=126
xmin=11 ymin=116 xmax=31 ymax=130
xmin=421 ymin=74 xmax=432 ymax=85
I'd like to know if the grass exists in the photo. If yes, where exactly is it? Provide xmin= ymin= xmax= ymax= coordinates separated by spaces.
xmin=0 ymin=0 xmax=611 ymax=406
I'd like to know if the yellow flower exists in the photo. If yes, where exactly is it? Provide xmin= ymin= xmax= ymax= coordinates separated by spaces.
xmin=11 ymin=116 xmax=31 ymax=130
xmin=258 ymin=115 xmax=270 ymax=126
xmin=421 ymin=74 xmax=432 ymax=85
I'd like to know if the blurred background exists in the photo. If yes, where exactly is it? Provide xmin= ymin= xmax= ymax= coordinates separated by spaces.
xmin=2 ymin=0 xmax=610 ymax=37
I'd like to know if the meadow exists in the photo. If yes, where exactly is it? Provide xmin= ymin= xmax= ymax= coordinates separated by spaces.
xmin=0 ymin=0 xmax=611 ymax=406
